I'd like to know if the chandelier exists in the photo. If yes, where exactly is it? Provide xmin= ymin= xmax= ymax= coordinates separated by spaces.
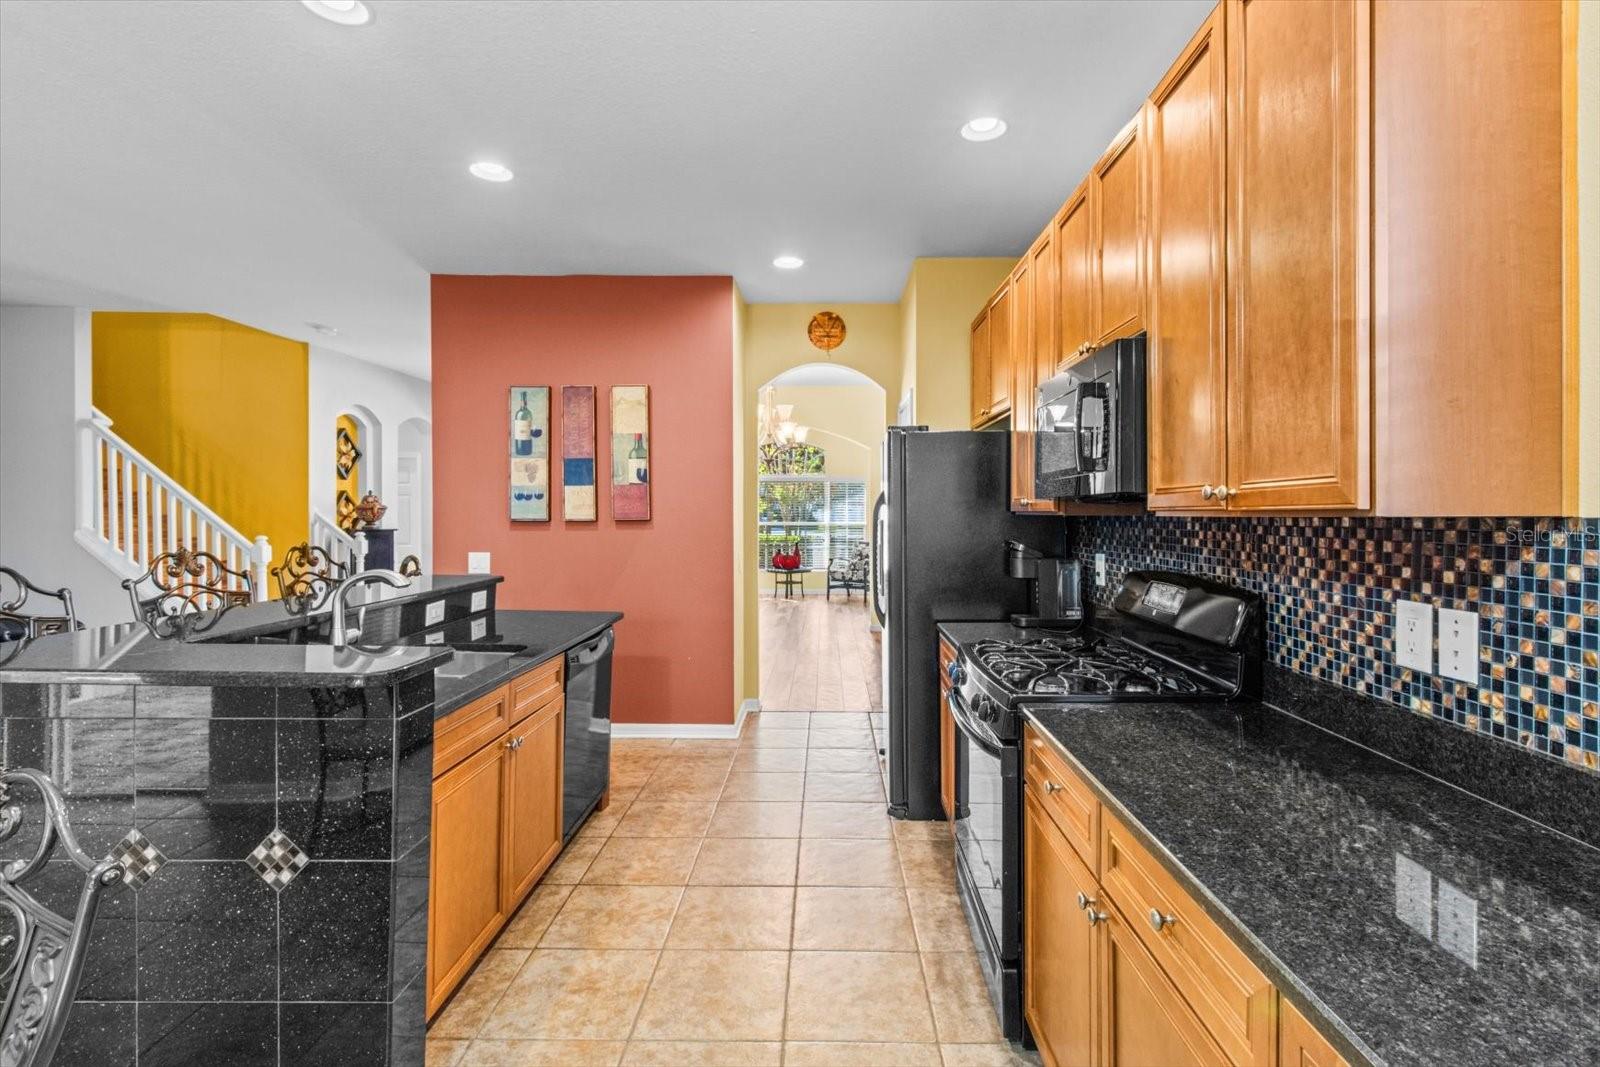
xmin=758 ymin=386 xmax=823 ymax=474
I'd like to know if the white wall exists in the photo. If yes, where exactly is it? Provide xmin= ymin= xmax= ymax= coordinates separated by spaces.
xmin=0 ymin=305 xmax=129 ymax=625
xmin=307 ymin=345 xmax=433 ymax=570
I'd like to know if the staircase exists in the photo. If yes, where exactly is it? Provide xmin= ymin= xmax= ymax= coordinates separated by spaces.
xmin=75 ymin=410 xmax=270 ymax=599
xmin=311 ymin=508 xmax=368 ymax=574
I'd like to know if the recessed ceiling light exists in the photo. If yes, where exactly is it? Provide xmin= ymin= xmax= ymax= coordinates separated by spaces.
xmin=300 ymin=0 xmax=372 ymax=26
xmin=772 ymin=255 xmax=804 ymax=270
xmin=469 ymin=161 xmax=514 ymax=183
xmin=308 ymin=322 xmax=339 ymax=337
xmin=960 ymin=117 xmax=1008 ymax=142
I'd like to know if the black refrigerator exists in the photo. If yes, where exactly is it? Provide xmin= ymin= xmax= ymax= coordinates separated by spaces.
xmin=871 ymin=428 xmax=1064 ymax=820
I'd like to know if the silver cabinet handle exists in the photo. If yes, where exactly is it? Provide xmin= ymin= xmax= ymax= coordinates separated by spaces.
xmin=1076 ymin=891 xmax=1091 ymax=911
xmin=1044 ymin=781 xmax=1063 ymax=795
xmin=1085 ymin=906 xmax=1108 ymax=926
xmin=1215 ymin=485 xmax=1231 ymax=501
xmin=1148 ymin=908 xmax=1178 ymax=932
xmin=1201 ymin=485 xmax=1215 ymax=500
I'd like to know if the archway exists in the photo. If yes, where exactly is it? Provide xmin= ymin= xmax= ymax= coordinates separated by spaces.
xmin=333 ymin=404 xmax=383 ymax=531
xmin=396 ymin=417 xmax=433 ymax=571
xmin=752 ymin=363 xmax=886 ymax=712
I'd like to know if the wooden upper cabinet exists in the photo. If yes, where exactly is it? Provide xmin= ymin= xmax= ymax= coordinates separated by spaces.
xmin=1093 ymin=116 xmax=1146 ymax=345
xmin=989 ymin=283 xmax=1014 ymax=421
xmin=1280 ymin=998 xmax=1351 ymax=1067
xmin=1224 ymin=0 xmax=1370 ymax=511
xmin=1146 ymin=8 xmax=1229 ymax=511
xmin=970 ymin=309 xmax=992 ymax=427
xmin=1055 ymin=182 xmax=1095 ymax=367
xmin=1011 ymin=233 xmax=1060 ymax=513
xmin=1024 ymin=786 xmax=1098 ymax=1067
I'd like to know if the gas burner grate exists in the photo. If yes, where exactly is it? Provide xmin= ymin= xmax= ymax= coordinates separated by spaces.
xmin=969 ymin=635 xmax=1205 ymax=698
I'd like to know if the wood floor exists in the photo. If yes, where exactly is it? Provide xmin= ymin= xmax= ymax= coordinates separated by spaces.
xmin=758 ymin=591 xmax=882 ymax=713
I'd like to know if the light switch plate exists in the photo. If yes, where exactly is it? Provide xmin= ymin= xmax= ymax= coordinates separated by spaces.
xmin=471 ymin=590 xmax=487 ymax=613
xmin=424 ymin=600 xmax=445 ymax=626
xmin=470 ymin=618 xmax=487 ymax=640
xmin=1395 ymin=599 xmax=1433 ymax=673
xmin=1438 ymin=608 xmax=1480 ymax=685
xmin=1094 ymin=553 xmax=1107 ymax=587
xmin=467 ymin=552 xmax=490 ymax=574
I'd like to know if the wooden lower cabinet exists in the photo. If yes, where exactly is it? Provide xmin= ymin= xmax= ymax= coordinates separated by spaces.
xmin=502 ymin=698 xmax=565 ymax=904
xmin=1024 ymin=786 xmax=1098 ymax=1067
xmin=428 ymin=664 xmax=568 ymax=1018
xmin=1102 ymin=908 xmax=1229 ymax=1067
xmin=1022 ymin=724 xmax=1348 ymax=1067
xmin=427 ymin=739 xmax=509 ymax=1017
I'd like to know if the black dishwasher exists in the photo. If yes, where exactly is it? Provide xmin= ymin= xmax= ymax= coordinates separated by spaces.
xmin=562 ymin=628 xmax=614 ymax=841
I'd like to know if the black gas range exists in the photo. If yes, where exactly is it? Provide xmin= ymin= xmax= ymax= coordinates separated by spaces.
xmin=938 ymin=570 xmax=1263 ymax=1043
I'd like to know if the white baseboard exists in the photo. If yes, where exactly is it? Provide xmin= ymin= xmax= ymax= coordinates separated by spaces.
xmin=612 ymin=698 xmax=760 ymax=740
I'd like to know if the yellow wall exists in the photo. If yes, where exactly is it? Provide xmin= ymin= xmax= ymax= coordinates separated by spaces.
xmin=901 ymin=257 xmax=1016 ymax=429
xmin=92 ymin=312 xmax=309 ymax=581
xmin=736 ymin=301 xmax=899 ymax=704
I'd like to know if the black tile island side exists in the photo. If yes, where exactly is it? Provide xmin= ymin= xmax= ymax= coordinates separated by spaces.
xmin=1020 ymin=665 xmax=1600 ymax=1067
xmin=0 ymin=576 xmax=622 ymax=1067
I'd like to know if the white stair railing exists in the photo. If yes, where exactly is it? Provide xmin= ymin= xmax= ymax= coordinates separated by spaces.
xmin=311 ymin=508 xmax=367 ymax=575
xmin=76 ymin=410 xmax=270 ymax=600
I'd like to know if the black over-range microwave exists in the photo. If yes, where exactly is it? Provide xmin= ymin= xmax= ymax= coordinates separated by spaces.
xmin=1034 ymin=334 xmax=1147 ymax=501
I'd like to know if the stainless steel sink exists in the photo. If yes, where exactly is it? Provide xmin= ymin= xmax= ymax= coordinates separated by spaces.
xmin=432 ymin=650 xmax=514 ymax=680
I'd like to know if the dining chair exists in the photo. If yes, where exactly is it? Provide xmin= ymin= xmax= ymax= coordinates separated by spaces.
xmin=0 ymin=567 xmax=80 ymax=642
xmin=121 ymin=546 xmax=254 ymax=639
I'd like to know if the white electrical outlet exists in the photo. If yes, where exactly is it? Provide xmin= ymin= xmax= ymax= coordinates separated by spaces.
xmin=1395 ymin=599 xmax=1433 ymax=673
xmin=1094 ymin=553 xmax=1107 ymax=587
xmin=424 ymin=600 xmax=445 ymax=626
xmin=1438 ymin=608 xmax=1480 ymax=685
xmin=467 ymin=552 xmax=491 ymax=574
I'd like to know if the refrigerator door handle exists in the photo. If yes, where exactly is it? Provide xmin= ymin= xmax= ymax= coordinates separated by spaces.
xmin=869 ymin=491 xmax=887 ymax=627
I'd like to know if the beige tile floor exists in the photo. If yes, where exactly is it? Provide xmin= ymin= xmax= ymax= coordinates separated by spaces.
xmin=427 ymin=710 xmax=1034 ymax=1067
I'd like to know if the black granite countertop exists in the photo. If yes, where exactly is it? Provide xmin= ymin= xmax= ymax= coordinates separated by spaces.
xmin=1022 ymin=694 xmax=1600 ymax=1067
xmin=191 ymin=573 xmax=502 ymax=643
xmin=426 ymin=610 xmax=623 ymax=717
xmin=0 ymin=621 xmax=453 ymax=687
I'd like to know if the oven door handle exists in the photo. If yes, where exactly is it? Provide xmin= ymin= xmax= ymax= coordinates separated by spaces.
xmin=947 ymin=687 xmax=1006 ymax=758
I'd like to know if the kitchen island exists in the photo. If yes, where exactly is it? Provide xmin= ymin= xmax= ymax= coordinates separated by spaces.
xmin=0 ymin=575 xmax=620 ymax=1067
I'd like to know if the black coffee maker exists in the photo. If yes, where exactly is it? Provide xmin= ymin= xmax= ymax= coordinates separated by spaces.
xmin=1005 ymin=540 xmax=1085 ymax=629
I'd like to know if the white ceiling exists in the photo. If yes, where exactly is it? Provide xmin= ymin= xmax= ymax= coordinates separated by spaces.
xmin=0 ymin=0 xmax=1211 ymax=378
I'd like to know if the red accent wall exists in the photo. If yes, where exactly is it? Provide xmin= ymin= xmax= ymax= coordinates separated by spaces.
xmin=432 ymin=275 xmax=735 ymax=725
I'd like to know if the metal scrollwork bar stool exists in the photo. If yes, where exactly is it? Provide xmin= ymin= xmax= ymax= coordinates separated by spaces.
xmin=0 ymin=768 xmax=122 ymax=1067
xmin=122 ymin=546 xmax=255 ymax=640
xmin=0 ymin=569 xmax=80 ymax=644
xmin=270 ymin=542 xmax=348 ymax=615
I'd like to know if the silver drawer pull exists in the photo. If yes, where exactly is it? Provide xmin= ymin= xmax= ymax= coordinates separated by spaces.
xmin=1043 ymin=780 xmax=1063 ymax=795
xmin=1085 ymin=907 xmax=1108 ymax=926
xmin=1148 ymin=908 xmax=1178 ymax=932
xmin=1075 ymin=891 xmax=1091 ymax=911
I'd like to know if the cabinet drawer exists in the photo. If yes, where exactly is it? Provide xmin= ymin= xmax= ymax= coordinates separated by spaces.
xmin=1022 ymin=724 xmax=1100 ymax=874
xmin=1101 ymin=810 xmax=1276 ymax=1066
xmin=434 ymin=685 xmax=511 ymax=777
xmin=511 ymin=656 xmax=564 ymax=726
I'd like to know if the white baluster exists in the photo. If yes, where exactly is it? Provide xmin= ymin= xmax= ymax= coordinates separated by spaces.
xmin=252 ymin=535 xmax=271 ymax=600
xmin=137 ymin=471 xmax=151 ymax=566
xmin=118 ymin=447 xmax=132 ymax=561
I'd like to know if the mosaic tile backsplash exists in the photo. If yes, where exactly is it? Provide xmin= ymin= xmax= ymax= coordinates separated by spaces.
xmin=1069 ymin=515 xmax=1600 ymax=772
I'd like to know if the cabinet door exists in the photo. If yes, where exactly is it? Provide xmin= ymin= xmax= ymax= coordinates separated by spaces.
xmin=1101 ymin=909 xmax=1229 ymax=1067
xmin=428 ymin=738 xmax=509 ymax=1016
xmin=1280 ymin=998 xmax=1350 ymax=1067
xmin=939 ymin=687 xmax=956 ymax=822
xmin=1225 ymin=0 xmax=1369 ymax=510
xmin=1024 ymin=787 xmax=1097 ymax=1067
xmin=989 ymin=283 xmax=1013 ymax=420
xmin=1012 ymin=236 xmax=1060 ymax=513
xmin=971 ymin=310 xmax=992 ymax=427
xmin=1056 ymin=183 xmax=1095 ymax=366
xmin=1094 ymin=116 xmax=1145 ymax=344
xmin=1146 ymin=10 xmax=1229 ymax=511
xmin=503 ymin=699 xmax=565 ymax=906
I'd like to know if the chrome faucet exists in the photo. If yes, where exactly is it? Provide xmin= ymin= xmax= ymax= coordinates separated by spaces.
xmin=329 ymin=569 xmax=410 ymax=650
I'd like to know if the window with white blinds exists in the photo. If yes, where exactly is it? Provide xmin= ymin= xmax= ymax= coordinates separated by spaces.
xmin=757 ymin=475 xmax=868 ymax=570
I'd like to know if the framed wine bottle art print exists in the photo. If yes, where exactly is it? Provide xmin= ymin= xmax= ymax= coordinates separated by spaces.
xmin=508 ymin=386 xmax=550 ymax=521
xmin=609 ymin=385 xmax=650 ymax=521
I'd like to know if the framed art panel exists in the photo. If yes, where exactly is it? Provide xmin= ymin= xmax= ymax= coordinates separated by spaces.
xmin=561 ymin=386 xmax=597 ymax=521
xmin=509 ymin=386 xmax=550 ymax=521
xmin=609 ymin=385 xmax=650 ymax=521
